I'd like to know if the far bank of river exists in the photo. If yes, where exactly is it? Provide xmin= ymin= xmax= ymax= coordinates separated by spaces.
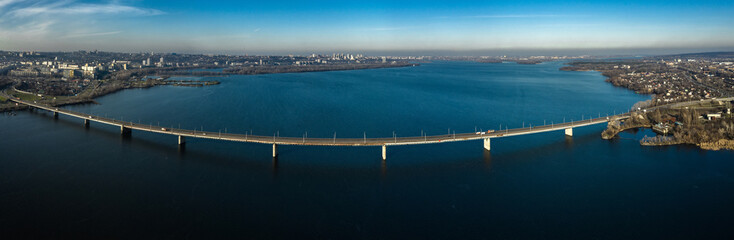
xmin=1 ymin=63 xmax=417 ymax=112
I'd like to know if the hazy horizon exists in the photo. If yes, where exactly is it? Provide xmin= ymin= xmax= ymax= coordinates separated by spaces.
xmin=1 ymin=0 xmax=733 ymax=56
xmin=6 ymin=47 xmax=734 ymax=58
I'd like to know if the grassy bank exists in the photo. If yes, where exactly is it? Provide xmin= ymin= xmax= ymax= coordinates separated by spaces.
xmin=8 ymin=89 xmax=42 ymax=102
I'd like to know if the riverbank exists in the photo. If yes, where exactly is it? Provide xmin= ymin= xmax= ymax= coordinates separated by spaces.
xmin=0 ymin=63 xmax=417 ymax=112
xmin=601 ymin=100 xmax=734 ymax=151
xmin=116 ymin=63 xmax=417 ymax=78
xmin=163 ymin=80 xmax=221 ymax=87
xmin=638 ymin=136 xmax=734 ymax=151
xmin=558 ymin=58 xmax=734 ymax=151
xmin=477 ymin=59 xmax=544 ymax=64
xmin=0 ymin=104 xmax=27 ymax=112
xmin=0 ymin=78 xmax=214 ymax=112
xmin=559 ymin=59 xmax=734 ymax=105
xmin=223 ymin=62 xmax=416 ymax=75
xmin=639 ymin=137 xmax=734 ymax=151
xmin=699 ymin=139 xmax=734 ymax=150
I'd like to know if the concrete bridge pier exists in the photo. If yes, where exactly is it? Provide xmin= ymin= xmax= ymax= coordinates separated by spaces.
xmin=120 ymin=126 xmax=131 ymax=136
xmin=483 ymin=138 xmax=491 ymax=151
xmin=382 ymin=145 xmax=387 ymax=161
xmin=53 ymin=111 xmax=58 ymax=119
xmin=84 ymin=119 xmax=90 ymax=128
xmin=565 ymin=128 xmax=573 ymax=137
xmin=178 ymin=136 xmax=186 ymax=146
xmin=272 ymin=144 xmax=278 ymax=158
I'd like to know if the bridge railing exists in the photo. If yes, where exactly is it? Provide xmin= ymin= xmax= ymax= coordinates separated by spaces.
xmin=14 ymin=98 xmax=631 ymax=145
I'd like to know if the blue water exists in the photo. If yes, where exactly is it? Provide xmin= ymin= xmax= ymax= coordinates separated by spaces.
xmin=1 ymin=61 xmax=733 ymax=238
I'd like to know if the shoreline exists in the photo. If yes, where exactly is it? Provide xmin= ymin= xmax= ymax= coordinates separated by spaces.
xmin=7 ymin=61 xmax=731 ymax=152
xmin=599 ymin=101 xmax=734 ymax=151
xmin=477 ymin=60 xmax=544 ymax=65
xmin=1 ymin=63 xmax=417 ymax=112
xmin=560 ymin=62 xmax=734 ymax=151
xmin=639 ymin=137 xmax=734 ymax=151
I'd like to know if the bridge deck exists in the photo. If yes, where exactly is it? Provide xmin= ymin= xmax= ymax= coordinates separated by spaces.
xmin=12 ymin=98 xmax=628 ymax=146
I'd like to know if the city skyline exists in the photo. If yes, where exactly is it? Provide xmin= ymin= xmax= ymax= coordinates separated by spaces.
xmin=1 ymin=0 xmax=733 ymax=55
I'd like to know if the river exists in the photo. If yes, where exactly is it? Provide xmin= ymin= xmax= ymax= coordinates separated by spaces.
xmin=1 ymin=61 xmax=732 ymax=238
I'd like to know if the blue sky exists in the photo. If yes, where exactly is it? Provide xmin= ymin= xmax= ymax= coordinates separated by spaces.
xmin=0 ymin=0 xmax=733 ymax=55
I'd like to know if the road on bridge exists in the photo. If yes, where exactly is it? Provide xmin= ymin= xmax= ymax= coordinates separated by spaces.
xmin=11 ymin=96 xmax=730 ymax=159
xmin=11 ymin=98 xmax=627 ymax=146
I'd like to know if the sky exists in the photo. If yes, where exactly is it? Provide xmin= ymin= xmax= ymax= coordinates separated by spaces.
xmin=0 ymin=0 xmax=733 ymax=56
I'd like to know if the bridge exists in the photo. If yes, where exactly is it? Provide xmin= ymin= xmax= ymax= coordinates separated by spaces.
xmin=9 ymin=98 xmax=641 ymax=160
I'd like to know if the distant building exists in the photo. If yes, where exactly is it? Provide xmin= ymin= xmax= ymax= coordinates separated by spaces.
xmin=63 ymin=69 xmax=76 ymax=78
xmin=81 ymin=64 xmax=96 ymax=73
xmin=10 ymin=69 xmax=39 ymax=77
xmin=707 ymin=113 xmax=722 ymax=120
xmin=81 ymin=64 xmax=97 ymax=79
xmin=58 ymin=64 xmax=79 ymax=70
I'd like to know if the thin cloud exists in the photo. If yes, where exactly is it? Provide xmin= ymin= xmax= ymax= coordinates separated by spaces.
xmin=9 ymin=1 xmax=165 ymax=17
xmin=0 ymin=1 xmax=163 ymax=48
xmin=364 ymin=27 xmax=411 ymax=31
xmin=469 ymin=14 xmax=568 ymax=18
xmin=437 ymin=14 xmax=579 ymax=19
xmin=0 ymin=19 xmax=55 ymax=41
xmin=0 ymin=0 xmax=24 ymax=8
xmin=14 ymin=19 xmax=54 ymax=34
xmin=535 ymin=23 xmax=602 ymax=28
xmin=60 ymin=31 xmax=122 ymax=39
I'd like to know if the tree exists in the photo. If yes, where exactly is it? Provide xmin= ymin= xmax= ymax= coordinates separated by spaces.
xmin=681 ymin=108 xmax=692 ymax=126
xmin=648 ymin=109 xmax=663 ymax=123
